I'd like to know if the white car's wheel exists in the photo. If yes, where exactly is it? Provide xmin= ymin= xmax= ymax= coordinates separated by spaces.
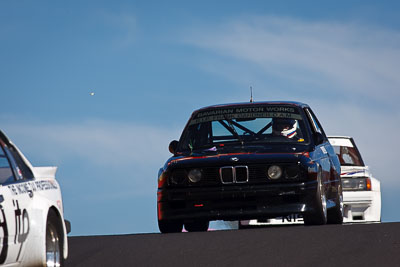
xmin=46 ymin=211 xmax=64 ymax=267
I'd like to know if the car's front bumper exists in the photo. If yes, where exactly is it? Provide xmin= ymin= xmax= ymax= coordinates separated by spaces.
xmin=157 ymin=181 xmax=318 ymax=222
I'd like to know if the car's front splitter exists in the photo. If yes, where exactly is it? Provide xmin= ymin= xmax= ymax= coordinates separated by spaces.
xmin=158 ymin=181 xmax=318 ymax=222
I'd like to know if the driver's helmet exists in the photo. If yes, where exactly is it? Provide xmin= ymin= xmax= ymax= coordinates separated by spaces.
xmin=272 ymin=118 xmax=298 ymax=138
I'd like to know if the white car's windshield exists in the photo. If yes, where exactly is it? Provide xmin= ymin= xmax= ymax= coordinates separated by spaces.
xmin=329 ymin=137 xmax=364 ymax=167
xmin=333 ymin=146 xmax=363 ymax=166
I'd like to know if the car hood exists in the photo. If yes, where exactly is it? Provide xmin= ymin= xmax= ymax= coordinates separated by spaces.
xmin=166 ymin=151 xmax=309 ymax=169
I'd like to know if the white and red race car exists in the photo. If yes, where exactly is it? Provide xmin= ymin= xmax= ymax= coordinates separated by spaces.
xmin=0 ymin=130 xmax=70 ymax=266
xmin=240 ymin=136 xmax=381 ymax=227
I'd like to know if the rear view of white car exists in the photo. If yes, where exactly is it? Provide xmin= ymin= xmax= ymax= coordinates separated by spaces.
xmin=0 ymin=130 xmax=70 ymax=266
xmin=328 ymin=136 xmax=381 ymax=223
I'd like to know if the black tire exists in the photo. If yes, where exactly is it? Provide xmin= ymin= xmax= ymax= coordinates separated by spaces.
xmin=46 ymin=210 xmax=64 ymax=267
xmin=184 ymin=220 xmax=209 ymax=232
xmin=158 ymin=220 xmax=183 ymax=233
xmin=327 ymin=183 xmax=344 ymax=224
xmin=238 ymin=220 xmax=249 ymax=230
xmin=304 ymin=170 xmax=327 ymax=225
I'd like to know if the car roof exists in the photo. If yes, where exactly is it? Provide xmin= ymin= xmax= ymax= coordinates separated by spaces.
xmin=327 ymin=136 xmax=353 ymax=140
xmin=194 ymin=101 xmax=310 ymax=113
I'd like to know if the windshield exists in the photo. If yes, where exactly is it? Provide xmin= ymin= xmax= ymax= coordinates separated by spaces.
xmin=333 ymin=146 xmax=363 ymax=166
xmin=178 ymin=105 xmax=309 ymax=152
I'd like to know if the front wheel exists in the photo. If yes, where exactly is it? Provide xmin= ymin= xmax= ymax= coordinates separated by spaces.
xmin=184 ymin=221 xmax=209 ymax=232
xmin=327 ymin=183 xmax=344 ymax=224
xmin=238 ymin=220 xmax=249 ymax=230
xmin=158 ymin=220 xmax=183 ymax=233
xmin=46 ymin=211 xmax=64 ymax=267
xmin=304 ymin=170 xmax=327 ymax=225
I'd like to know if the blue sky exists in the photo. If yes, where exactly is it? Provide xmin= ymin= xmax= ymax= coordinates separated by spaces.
xmin=1 ymin=0 xmax=399 ymax=235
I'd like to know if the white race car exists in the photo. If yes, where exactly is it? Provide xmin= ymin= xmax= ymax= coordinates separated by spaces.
xmin=0 ymin=130 xmax=70 ymax=266
xmin=240 ymin=136 xmax=381 ymax=228
xmin=328 ymin=136 xmax=381 ymax=223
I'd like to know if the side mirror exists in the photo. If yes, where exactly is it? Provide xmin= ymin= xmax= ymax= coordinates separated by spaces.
xmin=169 ymin=140 xmax=179 ymax=154
xmin=314 ymin=132 xmax=324 ymax=145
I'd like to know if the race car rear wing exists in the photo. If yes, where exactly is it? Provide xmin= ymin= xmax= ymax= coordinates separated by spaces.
xmin=32 ymin=166 xmax=58 ymax=180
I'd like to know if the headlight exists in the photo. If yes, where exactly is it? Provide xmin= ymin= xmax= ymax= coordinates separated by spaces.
xmin=285 ymin=165 xmax=299 ymax=179
xmin=188 ymin=169 xmax=202 ymax=183
xmin=342 ymin=177 xmax=371 ymax=191
xmin=170 ymin=170 xmax=186 ymax=185
xmin=267 ymin=165 xmax=282 ymax=180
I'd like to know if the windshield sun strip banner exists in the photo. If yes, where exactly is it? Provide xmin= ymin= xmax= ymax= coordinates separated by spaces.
xmin=189 ymin=112 xmax=302 ymax=125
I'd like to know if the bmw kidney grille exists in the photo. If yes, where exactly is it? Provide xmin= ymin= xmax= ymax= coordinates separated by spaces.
xmin=219 ymin=166 xmax=249 ymax=184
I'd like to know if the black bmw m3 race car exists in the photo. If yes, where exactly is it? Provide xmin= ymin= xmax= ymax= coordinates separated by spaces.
xmin=157 ymin=101 xmax=343 ymax=233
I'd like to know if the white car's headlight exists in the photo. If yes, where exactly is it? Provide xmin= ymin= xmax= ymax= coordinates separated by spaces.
xmin=342 ymin=177 xmax=371 ymax=191
xmin=188 ymin=169 xmax=202 ymax=183
xmin=267 ymin=165 xmax=282 ymax=180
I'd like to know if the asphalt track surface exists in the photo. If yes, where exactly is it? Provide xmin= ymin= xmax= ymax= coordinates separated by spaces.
xmin=65 ymin=222 xmax=400 ymax=267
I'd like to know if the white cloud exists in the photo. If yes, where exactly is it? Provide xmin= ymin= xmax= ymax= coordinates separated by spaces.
xmin=111 ymin=13 xmax=137 ymax=47
xmin=0 ymin=119 xmax=180 ymax=198
xmin=96 ymin=10 xmax=138 ymax=48
xmin=1 ymin=119 xmax=178 ymax=167
xmin=183 ymin=16 xmax=400 ymax=108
